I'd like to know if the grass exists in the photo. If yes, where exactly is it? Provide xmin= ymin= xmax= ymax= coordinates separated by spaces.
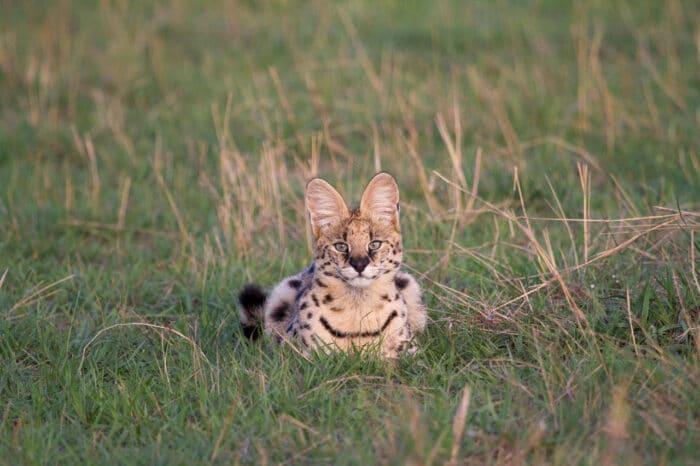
xmin=1 ymin=0 xmax=699 ymax=464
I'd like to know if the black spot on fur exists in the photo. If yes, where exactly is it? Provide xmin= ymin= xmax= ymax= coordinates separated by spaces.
xmin=270 ymin=302 xmax=290 ymax=322
xmin=319 ymin=317 xmax=347 ymax=338
xmin=319 ymin=310 xmax=398 ymax=338
xmin=315 ymin=278 xmax=328 ymax=288
xmin=238 ymin=284 xmax=267 ymax=310
xmin=381 ymin=311 xmax=399 ymax=332
xmin=330 ymin=307 xmax=342 ymax=312
xmin=307 ymin=312 xmax=313 ymax=319
xmin=299 ymin=302 xmax=309 ymax=310
xmin=312 ymin=294 xmax=320 ymax=307
xmin=301 ymin=323 xmax=311 ymax=330
xmin=288 ymin=279 xmax=302 ymax=289
xmin=394 ymin=275 xmax=409 ymax=290
xmin=395 ymin=293 xmax=400 ymax=301
xmin=323 ymin=294 xmax=334 ymax=304
xmin=238 ymin=284 xmax=267 ymax=340
xmin=381 ymin=294 xmax=391 ymax=302
xmin=242 ymin=325 xmax=261 ymax=339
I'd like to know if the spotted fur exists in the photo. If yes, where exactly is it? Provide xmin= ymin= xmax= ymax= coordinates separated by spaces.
xmin=238 ymin=172 xmax=427 ymax=358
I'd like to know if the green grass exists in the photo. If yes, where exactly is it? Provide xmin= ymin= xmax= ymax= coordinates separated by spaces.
xmin=1 ymin=0 xmax=699 ymax=464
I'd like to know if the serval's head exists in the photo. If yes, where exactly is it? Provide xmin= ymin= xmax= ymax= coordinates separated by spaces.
xmin=305 ymin=172 xmax=403 ymax=288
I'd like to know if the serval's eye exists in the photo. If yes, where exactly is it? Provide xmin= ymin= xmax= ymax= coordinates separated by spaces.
xmin=334 ymin=242 xmax=349 ymax=253
xmin=368 ymin=240 xmax=382 ymax=251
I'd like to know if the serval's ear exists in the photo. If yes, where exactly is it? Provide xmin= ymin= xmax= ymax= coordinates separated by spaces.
xmin=360 ymin=172 xmax=400 ymax=228
xmin=306 ymin=178 xmax=349 ymax=238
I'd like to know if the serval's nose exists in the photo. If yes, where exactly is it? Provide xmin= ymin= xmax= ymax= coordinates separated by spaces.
xmin=349 ymin=256 xmax=369 ymax=273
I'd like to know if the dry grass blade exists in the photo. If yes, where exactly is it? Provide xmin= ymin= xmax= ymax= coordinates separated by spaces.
xmin=602 ymin=384 xmax=631 ymax=465
xmin=435 ymin=108 xmax=467 ymax=193
xmin=449 ymin=384 xmax=471 ymax=465
xmin=577 ymin=162 xmax=590 ymax=263
xmin=117 ymin=176 xmax=131 ymax=230
xmin=210 ymin=399 xmax=238 ymax=463
xmin=403 ymin=133 xmax=442 ymax=217
xmin=509 ymin=214 xmax=683 ymax=224
xmin=463 ymin=146 xmax=482 ymax=219
xmin=545 ymin=175 xmax=579 ymax=266
xmin=268 ymin=66 xmax=295 ymax=123
xmin=153 ymin=138 xmax=190 ymax=251
xmin=430 ymin=169 xmax=697 ymax=332
xmin=544 ymin=136 xmax=603 ymax=172
xmin=691 ymin=230 xmax=700 ymax=296
xmin=83 ymin=133 xmax=101 ymax=212
xmin=278 ymin=413 xmax=320 ymax=436
xmin=589 ymin=27 xmax=617 ymax=152
xmin=513 ymin=169 xmax=587 ymax=322
xmin=626 ymin=288 xmax=640 ymax=357
xmin=8 ymin=274 xmax=75 ymax=316
xmin=0 ymin=268 xmax=7 ymax=290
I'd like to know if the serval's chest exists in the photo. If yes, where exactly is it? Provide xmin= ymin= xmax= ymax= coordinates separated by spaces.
xmin=291 ymin=278 xmax=412 ymax=357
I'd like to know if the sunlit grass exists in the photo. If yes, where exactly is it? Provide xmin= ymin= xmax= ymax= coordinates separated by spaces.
xmin=1 ymin=0 xmax=699 ymax=464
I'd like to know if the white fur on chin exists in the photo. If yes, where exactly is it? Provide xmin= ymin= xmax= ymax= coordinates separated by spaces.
xmin=348 ymin=276 xmax=373 ymax=287
xmin=342 ymin=266 xmax=381 ymax=288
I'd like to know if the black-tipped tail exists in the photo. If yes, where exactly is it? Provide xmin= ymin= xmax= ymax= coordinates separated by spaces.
xmin=238 ymin=284 xmax=267 ymax=339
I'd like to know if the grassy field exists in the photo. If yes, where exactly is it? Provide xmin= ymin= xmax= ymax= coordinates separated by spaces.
xmin=1 ymin=0 xmax=699 ymax=464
